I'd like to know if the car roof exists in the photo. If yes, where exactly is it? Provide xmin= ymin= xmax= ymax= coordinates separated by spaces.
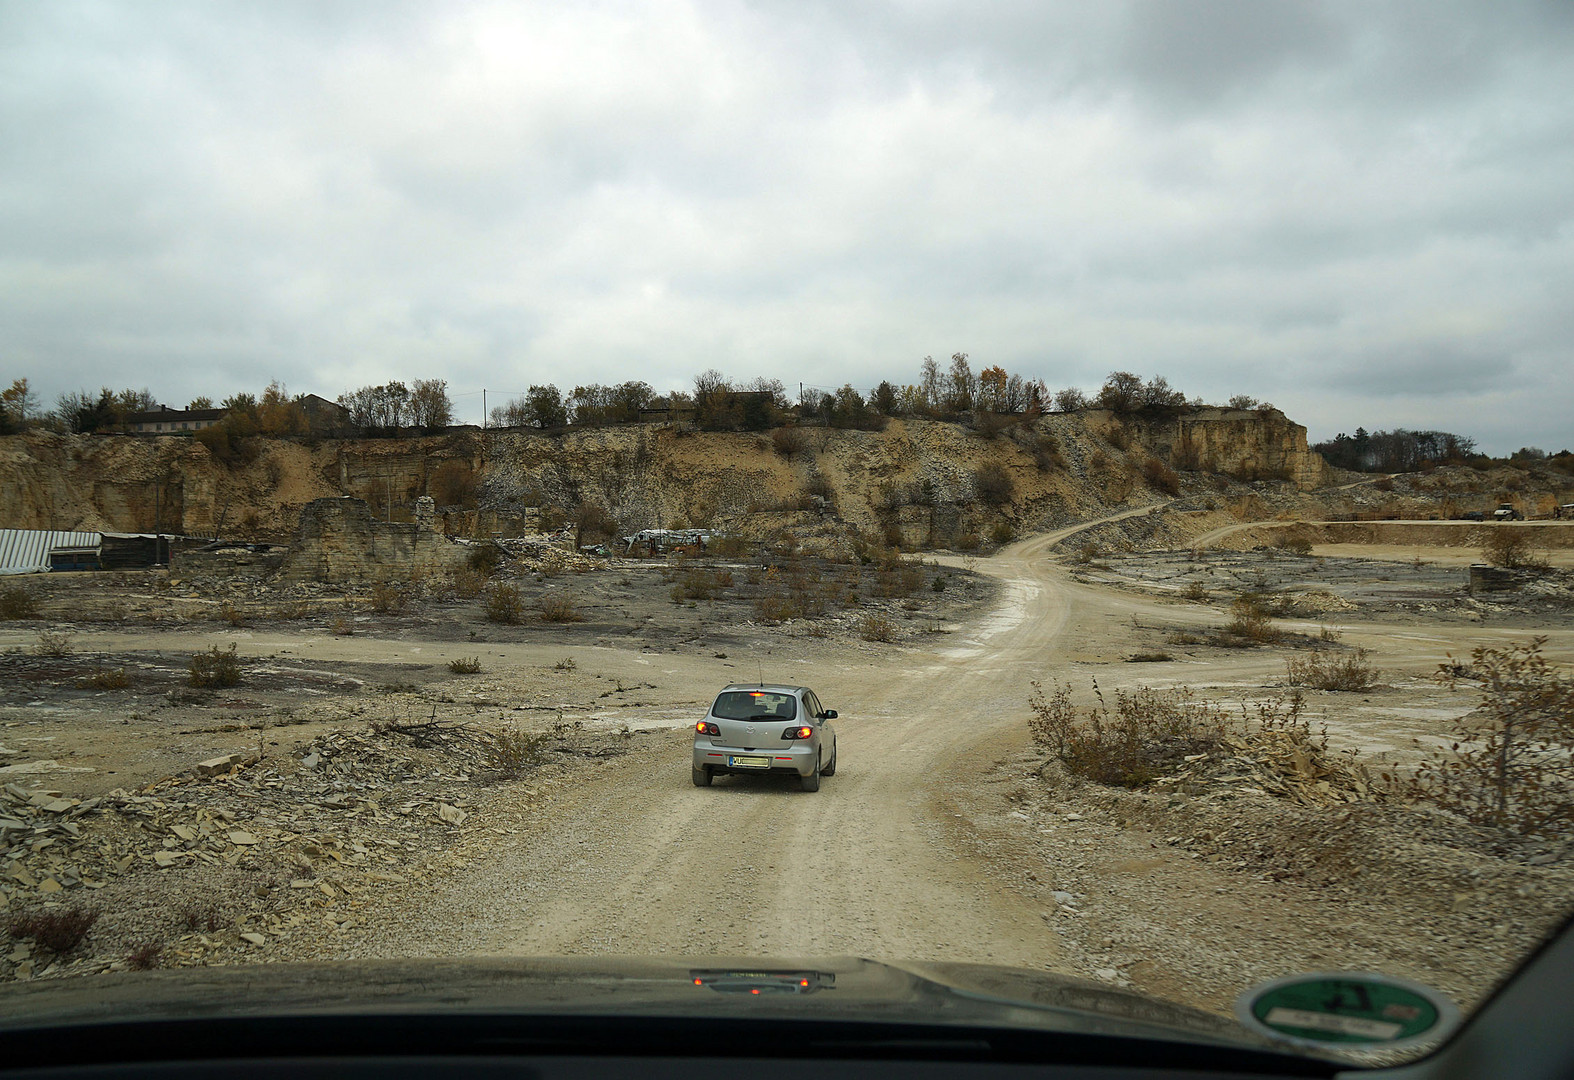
xmin=718 ymin=683 xmax=809 ymax=695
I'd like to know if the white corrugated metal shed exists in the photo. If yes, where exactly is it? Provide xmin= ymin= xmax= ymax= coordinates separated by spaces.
xmin=0 ymin=530 xmax=101 ymax=575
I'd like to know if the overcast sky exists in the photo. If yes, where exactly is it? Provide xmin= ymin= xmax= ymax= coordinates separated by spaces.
xmin=4 ymin=1 xmax=1571 ymax=453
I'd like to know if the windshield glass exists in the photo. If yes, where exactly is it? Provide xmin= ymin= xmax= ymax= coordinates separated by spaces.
xmin=1 ymin=1 xmax=1571 ymax=1072
xmin=712 ymin=691 xmax=798 ymax=721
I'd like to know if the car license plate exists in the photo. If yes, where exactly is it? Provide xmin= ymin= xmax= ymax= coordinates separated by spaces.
xmin=729 ymin=755 xmax=770 ymax=769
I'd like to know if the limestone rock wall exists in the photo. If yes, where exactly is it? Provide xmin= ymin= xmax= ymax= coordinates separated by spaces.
xmin=278 ymin=497 xmax=469 ymax=583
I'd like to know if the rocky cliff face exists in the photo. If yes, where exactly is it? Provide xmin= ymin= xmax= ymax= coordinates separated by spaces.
xmin=0 ymin=409 xmax=1331 ymax=545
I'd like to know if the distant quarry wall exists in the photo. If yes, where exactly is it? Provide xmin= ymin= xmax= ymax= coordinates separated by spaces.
xmin=0 ymin=409 xmax=1331 ymax=547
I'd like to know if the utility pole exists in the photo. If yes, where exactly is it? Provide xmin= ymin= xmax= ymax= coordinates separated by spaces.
xmin=482 ymin=389 xmax=486 ymax=429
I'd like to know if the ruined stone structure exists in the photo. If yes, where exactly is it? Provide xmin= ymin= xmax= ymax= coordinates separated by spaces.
xmin=278 ymin=496 xmax=468 ymax=583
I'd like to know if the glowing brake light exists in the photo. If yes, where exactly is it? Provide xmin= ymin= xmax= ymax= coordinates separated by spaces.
xmin=780 ymin=726 xmax=814 ymax=740
xmin=696 ymin=721 xmax=720 ymax=736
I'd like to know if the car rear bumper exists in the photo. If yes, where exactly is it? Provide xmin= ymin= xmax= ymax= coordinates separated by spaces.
xmin=694 ymin=742 xmax=816 ymax=777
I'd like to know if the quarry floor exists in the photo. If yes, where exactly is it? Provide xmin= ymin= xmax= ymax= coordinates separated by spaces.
xmin=1 ymin=525 xmax=1572 ymax=1031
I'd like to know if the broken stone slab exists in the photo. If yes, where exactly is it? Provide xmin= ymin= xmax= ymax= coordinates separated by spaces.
xmin=227 ymin=831 xmax=259 ymax=846
xmin=239 ymin=933 xmax=266 ymax=946
xmin=436 ymin=803 xmax=467 ymax=826
xmin=196 ymin=754 xmax=259 ymax=777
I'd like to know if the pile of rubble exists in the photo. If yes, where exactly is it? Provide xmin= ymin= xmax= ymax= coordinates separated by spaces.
xmin=1148 ymin=727 xmax=1381 ymax=808
xmin=0 ymin=720 xmax=629 ymax=983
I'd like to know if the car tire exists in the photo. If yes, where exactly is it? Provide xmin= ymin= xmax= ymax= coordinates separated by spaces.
xmin=820 ymin=744 xmax=837 ymax=777
xmin=692 ymin=765 xmax=712 ymax=787
xmin=800 ymin=762 xmax=820 ymax=792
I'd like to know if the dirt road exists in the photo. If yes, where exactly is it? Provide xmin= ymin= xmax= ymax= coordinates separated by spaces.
xmin=301 ymin=507 xmax=1573 ymax=975
xmin=331 ymin=529 xmax=1097 ymax=970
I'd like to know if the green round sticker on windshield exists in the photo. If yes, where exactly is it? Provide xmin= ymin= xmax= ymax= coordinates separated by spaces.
xmin=1236 ymin=972 xmax=1458 ymax=1048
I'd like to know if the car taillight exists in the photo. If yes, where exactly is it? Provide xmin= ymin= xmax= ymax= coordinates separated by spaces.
xmin=696 ymin=721 xmax=719 ymax=736
xmin=781 ymin=726 xmax=813 ymax=740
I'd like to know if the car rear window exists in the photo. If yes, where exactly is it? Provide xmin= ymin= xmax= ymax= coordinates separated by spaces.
xmin=711 ymin=691 xmax=797 ymax=721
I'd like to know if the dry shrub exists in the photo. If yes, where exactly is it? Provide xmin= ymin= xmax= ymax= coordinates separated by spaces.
xmin=1482 ymin=529 xmax=1547 ymax=570
xmin=1033 ymin=433 xmax=1066 ymax=472
xmin=973 ymin=410 xmax=1015 ymax=439
xmin=483 ymin=728 xmax=547 ymax=777
xmin=189 ymin=643 xmax=241 ymax=688
xmin=753 ymin=594 xmax=798 ymax=624
xmin=973 ymin=464 xmax=1015 ymax=506
xmin=990 ymin=521 xmax=1015 ymax=545
xmin=331 ymin=617 xmax=354 ymax=636
xmin=181 ymin=904 xmax=226 ymax=933
xmin=0 ymin=585 xmax=40 ymax=620
xmin=467 ymin=544 xmax=504 ymax=575
xmin=1028 ymin=681 xmax=1230 ymax=787
xmin=1180 ymin=580 xmax=1209 ymax=602
xmin=575 ymin=503 xmax=619 ymax=545
xmin=81 ymin=667 xmax=131 ymax=690
xmin=370 ymin=582 xmax=406 ymax=614
xmin=1142 ymin=457 xmax=1180 ymax=495
xmin=126 ymin=943 xmax=163 ymax=970
xmin=216 ymin=602 xmax=247 ymax=627
xmin=448 ymin=656 xmax=482 ymax=674
xmin=454 ymin=567 xmax=487 ymax=598
xmin=1286 ymin=647 xmax=1376 ymax=691
xmin=33 ymin=629 xmax=75 ymax=657
xmin=771 ymin=426 xmax=807 ymax=459
xmin=1106 ymin=424 xmax=1132 ymax=451
xmin=1408 ymin=638 xmax=1574 ymax=836
xmin=1222 ymin=599 xmax=1281 ymax=644
xmin=484 ymin=583 xmax=523 ymax=624
xmin=859 ymin=614 xmax=897 ymax=642
xmin=9 ymin=908 xmax=97 ymax=954
xmin=540 ymin=593 xmax=583 ymax=623
xmin=955 ymin=531 xmax=981 ymax=551
xmin=553 ymin=657 xmax=576 ymax=671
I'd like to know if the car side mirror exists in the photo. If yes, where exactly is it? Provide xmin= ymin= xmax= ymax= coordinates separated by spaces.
xmin=823 ymin=710 xmax=837 ymax=719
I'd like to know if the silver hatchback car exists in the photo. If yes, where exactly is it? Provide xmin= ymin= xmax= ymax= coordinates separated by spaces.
xmin=692 ymin=684 xmax=838 ymax=791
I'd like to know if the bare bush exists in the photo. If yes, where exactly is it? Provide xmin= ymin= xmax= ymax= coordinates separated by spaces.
xmin=34 ymin=629 xmax=76 ymax=657
xmin=771 ymin=426 xmax=807 ymax=459
xmin=9 ymin=907 xmax=97 ymax=954
xmin=81 ymin=667 xmax=131 ymax=690
xmin=1408 ymin=638 xmax=1574 ymax=835
xmin=126 ymin=943 xmax=163 ymax=970
xmin=540 ymin=594 xmax=583 ymax=623
xmin=1286 ymin=648 xmax=1376 ymax=691
xmin=1143 ymin=457 xmax=1180 ymax=495
xmin=454 ymin=567 xmax=487 ymax=598
xmin=990 ymin=521 xmax=1015 ymax=545
xmin=1222 ymin=599 xmax=1281 ymax=645
xmin=370 ymin=582 xmax=406 ymax=614
xmin=1028 ymin=681 xmax=1231 ymax=787
xmin=189 ymin=643 xmax=241 ymax=688
xmin=483 ymin=729 xmax=547 ymax=777
xmin=448 ymin=656 xmax=482 ymax=674
xmin=859 ymin=614 xmax=897 ymax=642
xmin=974 ymin=463 xmax=1015 ymax=506
xmin=484 ymin=583 xmax=523 ymax=624
xmin=1482 ymin=529 xmax=1548 ymax=570
xmin=467 ymin=544 xmax=504 ymax=575
xmin=1106 ymin=424 xmax=1132 ymax=451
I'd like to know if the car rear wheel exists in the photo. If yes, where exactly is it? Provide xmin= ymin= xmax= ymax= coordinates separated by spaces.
xmin=799 ymin=761 xmax=820 ymax=792
xmin=692 ymin=765 xmax=712 ymax=787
